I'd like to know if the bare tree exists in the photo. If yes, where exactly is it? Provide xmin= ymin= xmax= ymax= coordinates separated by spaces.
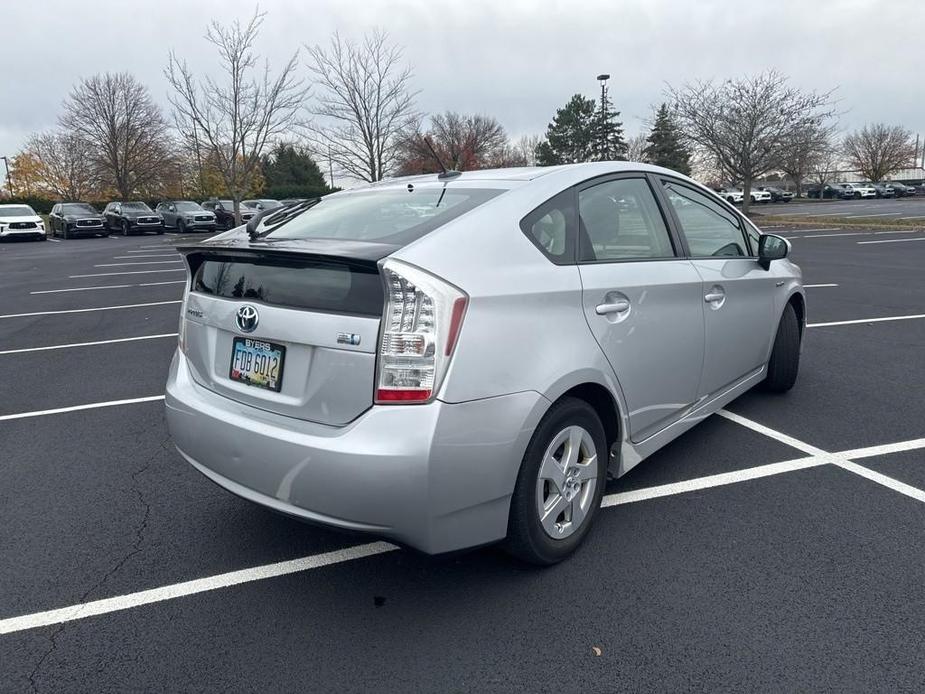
xmin=166 ymin=10 xmax=306 ymax=224
xmin=306 ymin=30 xmax=418 ymax=182
xmin=396 ymin=112 xmax=509 ymax=174
xmin=27 ymin=131 xmax=98 ymax=200
xmin=842 ymin=123 xmax=917 ymax=182
xmin=625 ymin=133 xmax=648 ymax=163
xmin=777 ymin=122 xmax=835 ymax=197
xmin=668 ymin=70 xmax=835 ymax=213
xmin=514 ymin=134 xmax=542 ymax=167
xmin=59 ymin=73 xmax=172 ymax=199
xmin=807 ymin=143 xmax=842 ymax=195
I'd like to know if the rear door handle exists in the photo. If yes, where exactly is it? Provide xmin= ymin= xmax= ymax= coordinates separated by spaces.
xmin=596 ymin=299 xmax=630 ymax=315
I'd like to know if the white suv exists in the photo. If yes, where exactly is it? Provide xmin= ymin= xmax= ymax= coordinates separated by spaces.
xmin=841 ymin=183 xmax=877 ymax=199
xmin=0 ymin=204 xmax=46 ymax=241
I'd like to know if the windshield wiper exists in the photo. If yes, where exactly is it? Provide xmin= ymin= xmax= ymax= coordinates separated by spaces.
xmin=246 ymin=198 xmax=321 ymax=242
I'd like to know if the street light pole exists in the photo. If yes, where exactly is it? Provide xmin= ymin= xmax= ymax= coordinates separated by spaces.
xmin=596 ymin=74 xmax=610 ymax=160
xmin=0 ymin=156 xmax=12 ymax=198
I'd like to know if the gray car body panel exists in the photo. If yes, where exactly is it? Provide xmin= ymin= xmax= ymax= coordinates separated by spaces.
xmin=166 ymin=162 xmax=804 ymax=554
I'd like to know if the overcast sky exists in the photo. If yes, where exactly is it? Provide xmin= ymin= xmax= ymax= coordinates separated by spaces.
xmin=2 ymin=0 xmax=923 ymax=163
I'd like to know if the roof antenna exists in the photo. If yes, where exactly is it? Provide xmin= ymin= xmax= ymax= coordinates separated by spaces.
xmin=423 ymin=136 xmax=461 ymax=181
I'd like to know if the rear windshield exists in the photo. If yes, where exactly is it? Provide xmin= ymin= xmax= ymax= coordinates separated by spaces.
xmin=266 ymin=187 xmax=503 ymax=245
xmin=193 ymin=255 xmax=382 ymax=316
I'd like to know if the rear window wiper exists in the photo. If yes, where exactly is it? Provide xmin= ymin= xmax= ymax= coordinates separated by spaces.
xmin=246 ymin=198 xmax=320 ymax=241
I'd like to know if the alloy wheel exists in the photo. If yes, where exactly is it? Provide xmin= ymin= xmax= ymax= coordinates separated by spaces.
xmin=535 ymin=425 xmax=598 ymax=540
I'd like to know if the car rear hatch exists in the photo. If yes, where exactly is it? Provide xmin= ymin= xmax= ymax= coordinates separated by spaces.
xmin=179 ymin=239 xmax=395 ymax=426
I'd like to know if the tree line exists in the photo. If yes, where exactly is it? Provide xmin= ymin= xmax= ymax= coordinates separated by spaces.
xmin=5 ymin=8 xmax=922 ymax=218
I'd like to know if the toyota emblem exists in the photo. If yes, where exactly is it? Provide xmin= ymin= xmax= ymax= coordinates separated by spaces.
xmin=235 ymin=304 xmax=259 ymax=333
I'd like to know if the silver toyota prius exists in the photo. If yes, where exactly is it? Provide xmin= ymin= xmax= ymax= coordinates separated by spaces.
xmin=166 ymin=162 xmax=804 ymax=564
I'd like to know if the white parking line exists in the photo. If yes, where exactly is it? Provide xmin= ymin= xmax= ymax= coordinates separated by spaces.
xmin=112 ymin=254 xmax=179 ymax=259
xmin=31 ymin=285 xmax=132 ymax=294
xmin=857 ymin=237 xmax=925 ymax=245
xmin=781 ymin=232 xmax=842 ymax=234
xmin=803 ymin=283 xmax=839 ymax=288
xmin=30 ymin=280 xmax=185 ymax=295
xmin=832 ymin=461 xmax=925 ymax=503
xmin=718 ymin=410 xmax=925 ymax=505
xmin=0 ymin=542 xmax=397 ymax=636
xmin=94 ymin=261 xmax=184 ymax=267
xmin=0 ymin=407 xmax=922 ymax=635
xmin=70 ymin=269 xmax=186 ymax=278
xmin=46 ymin=238 xmax=60 ymax=243
xmin=0 ymin=301 xmax=180 ymax=319
xmin=808 ymin=314 xmax=925 ymax=328
xmin=600 ymin=454 xmax=824 ymax=507
xmin=844 ymin=213 xmax=901 ymax=218
xmin=0 ymin=395 xmax=165 ymax=422
xmin=0 ymin=333 xmax=177 ymax=355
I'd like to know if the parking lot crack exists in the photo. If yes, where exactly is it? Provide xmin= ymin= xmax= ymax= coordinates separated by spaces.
xmin=25 ymin=436 xmax=166 ymax=693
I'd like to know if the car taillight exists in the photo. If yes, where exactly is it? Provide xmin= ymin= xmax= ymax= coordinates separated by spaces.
xmin=375 ymin=259 xmax=467 ymax=404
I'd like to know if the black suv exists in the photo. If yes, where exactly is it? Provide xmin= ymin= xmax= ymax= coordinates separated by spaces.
xmin=103 ymin=201 xmax=164 ymax=235
xmin=757 ymin=185 xmax=794 ymax=203
xmin=48 ymin=203 xmax=107 ymax=239
xmin=807 ymin=184 xmax=849 ymax=200
xmin=201 ymin=199 xmax=255 ymax=230
xmin=887 ymin=182 xmax=916 ymax=197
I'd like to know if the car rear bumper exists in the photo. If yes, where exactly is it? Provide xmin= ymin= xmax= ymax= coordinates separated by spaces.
xmin=165 ymin=350 xmax=547 ymax=554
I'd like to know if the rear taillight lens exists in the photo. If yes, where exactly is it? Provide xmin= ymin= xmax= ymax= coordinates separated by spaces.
xmin=376 ymin=260 xmax=467 ymax=404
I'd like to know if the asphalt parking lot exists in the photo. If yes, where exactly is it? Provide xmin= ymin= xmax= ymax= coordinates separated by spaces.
xmin=1 ymin=224 xmax=924 ymax=693
xmin=760 ymin=195 xmax=925 ymax=220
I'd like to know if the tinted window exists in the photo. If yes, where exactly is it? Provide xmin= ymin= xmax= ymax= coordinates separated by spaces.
xmin=0 ymin=205 xmax=36 ymax=217
xmin=267 ymin=187 xmax=503 ymax=246
xmin=662 ymin=180 xmax=749 ymax=257
xmin=578 ymin=178 xmax=675 ymax=261
xmin=123 ymin=202 xmax=151 ymax=211
xmin=61 ymin=204 xmax=97 ymax=214
xmin=193 ymin=256 xmax=383 ymax=316
xmin=520 ymin=190 xmax=575 ymax=263
xmin=174 ymin=201 xmax=202 ymax=211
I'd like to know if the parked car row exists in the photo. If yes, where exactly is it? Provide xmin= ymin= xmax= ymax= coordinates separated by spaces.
xmin=714 ymin=187 xmax=775 ymax=205
xmin=0 ymin=198 xmax=291 ymax=242
xmin=806 ymin=181 xmax=918 ymax=199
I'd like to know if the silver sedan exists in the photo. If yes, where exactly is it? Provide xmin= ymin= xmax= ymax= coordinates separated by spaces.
xmin=166 ymin=162 xmax=803 ymax=564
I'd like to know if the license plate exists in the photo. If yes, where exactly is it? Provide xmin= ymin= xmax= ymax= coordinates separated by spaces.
xmin=229 ymin=337 xmax=286 ymax=392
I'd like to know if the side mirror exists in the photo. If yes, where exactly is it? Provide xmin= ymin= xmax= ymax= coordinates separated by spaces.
xmin=758 ymin=234 xmax=790 ymax=270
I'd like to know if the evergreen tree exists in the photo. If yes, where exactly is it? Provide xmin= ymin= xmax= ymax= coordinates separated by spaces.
xmin=643 ymin=103 xmax=693 ymax=175
xmin=261 ymin=142 xmax=331 ymax=198
xmin=590 ymin=90 xmax=627 ymax=161
xmin=536 ymin=94 xmax=598 ymax=165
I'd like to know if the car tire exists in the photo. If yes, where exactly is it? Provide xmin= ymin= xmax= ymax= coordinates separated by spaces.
xmin=157 ymin=227 xmax=165 ymax=235
xmin=505 ymin=397 xmax=607 ymax=566
xmin=763 ymin=303 xmax=801 ymax=393
xmin=122 ymin=220 xmax=131 ymax=237
xmin=178 ymin=219 xmax=187 ymax=234
xmin=63 ymin=227 xmax=71 ymax=240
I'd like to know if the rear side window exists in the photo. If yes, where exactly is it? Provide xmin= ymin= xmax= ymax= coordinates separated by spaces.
xmin=578 ymin=178 xmax=675 ymax=261
xmin=662 ymin=180 xmax=750 ymax=257
xmin=268 ymin=187 xmax=503 ymax=246
xmin=192 ymin=256 xmax=383 ymax=316
xmin=520 ymin=190 xmax=576 ymax=264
